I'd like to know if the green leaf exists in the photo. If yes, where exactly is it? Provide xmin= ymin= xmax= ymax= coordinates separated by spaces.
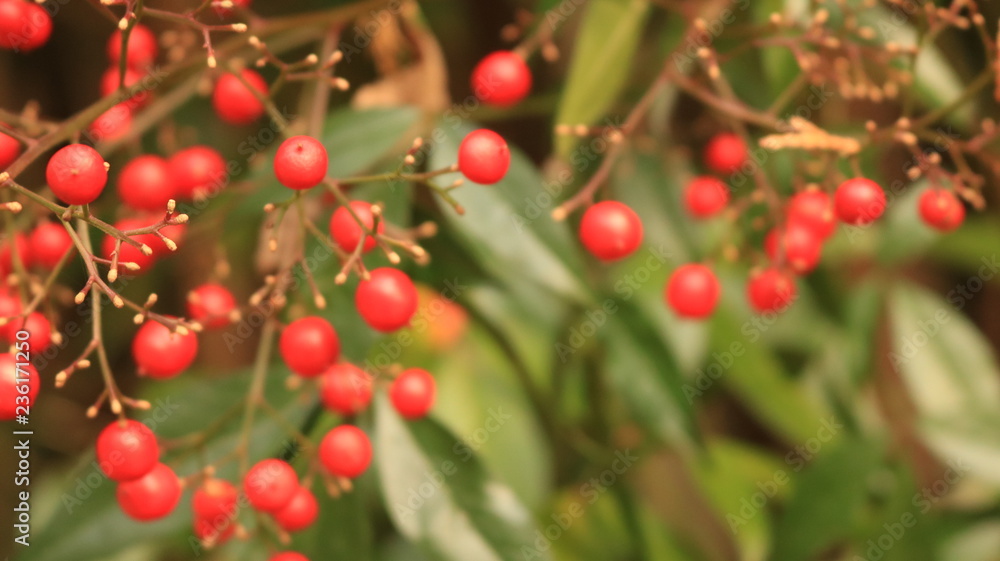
xmin=554 ymin=0 xmax=650 ymax=156
xmin=430 ymin=123 xmax=590 ymax=305
xmin=22 ymin=368 xmax=310 ymax=561
xmin=771 ymin=438 xmax=882 ymax=561
xmin=605 ymin=312 xmax=698 ymax=450
xmin=889 ymin=283 xmax=1000 ymax=487
xmin=693 ymin=439 xmax=789 ymax=561
xmin=374 ymin=395 xmax=547 ymax=561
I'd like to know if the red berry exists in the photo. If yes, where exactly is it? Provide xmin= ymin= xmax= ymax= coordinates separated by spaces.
xmin=193 ymin=478 xmax=239 ymax=521
xmin=244 ymin=458 xmax=298 ymax=512
xmin=116 ymin=463 xmax=181 ymax=521
xmin=117 ymin=155 xmax=175 ymax=212
xmin=0 ymin=294 xmax=21 ymax=341
xmin=457 ymin=129 xmax=510 ymax=185
xmin=6 ymin=312 xmax=51 ymax=354
xmin=96 ymin=419 xmax=159 ymax=482
xmin=213 ymin=70 xmax=269 ymax=125
xmin=319 ymin=425 xmax=372 ymax=479
xmin=269 ymin=554 xmax=309 ymax=561
xmin=355 ymin=268 xmax=419 ymax=332
xmin=169 ymin=146 xmax=227 ymax=199
xmin=0 ymin=353 xmax=38 ymax=421
xmin=279 ymin=316 xmax=339 ymax=377
xmin=0 ymin=0 xmax=51 ymax=52
xmin=579 ymin=201 xmax=643 ymax=261
xmin=194 ymin=515 xmax=236 ymax=545
xmin=29 ymin=222 xmax=73 ymax=270
xmin=786 ymin=190 xmax=836 ymax=239
xmin=834 ymin=178 xmax=886 ymax=225
xmin=0 ymin=128 xmax=22 ymax=169
xmin=187 ymin=284 xmax=237 ymax=329
xmin=704 ymin=132 xmax=747 ymax=175
xmin=746 ymin=268 xmax=796 ymax=313
xmin=272 ymin=486 xmax=318 ymax=532
xmin=684 ymin=176 xmax=730 ymax=218
xmin=46 ymin=144 xmax=108 ymax=206
xmin=665 ymin=264 xmax=721 ymax=319
xmin=471 ymin=51 xmax=532 ymax=107
xmin=330 ymin=201 xmax=384 ymax=253
xmin=132 ymin=320 xmax=198 ymax=379
xmin=89 ymin=104 xmax=133 ymax=143
xmin=107 ymin=24 xmax=158 ymax=69
xmin=389 ymin=368 xmax=436 ymax=420
xmin=0 ymin=232 xmax=31 ymax=273
xmin=919 ymin=189 xmax=965 ymax=232
xmin=320 ymin=363 xmax=373 ymax=416
xmin=100 ymin=67 xmax=149 ymax=108
xmin=102 ymin=218 xmax=157 ymax=273
xmin=274 ymin=135 xmax=328 ymax=190
xmin=765 ymin=225 xmax=822 ymax=274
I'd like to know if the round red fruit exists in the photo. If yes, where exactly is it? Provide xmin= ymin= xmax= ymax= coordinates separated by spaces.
xmin=100 ymin=67 xmax=148 ymax=108
xmin=6 ymin=312 xmax=51 ymax=354
xmin=274 ymin=135 xmax=328 ymax=190
xmin=169 ymin=146 xmax=227 ymax=199
xmin=919 ymin=189 xmax=965 ymax=232
xmin=0 ymin=232 xmax=30 ymax=273
xmin=213 ymin=70 xmax=269 ymax=125
xmin=0 ymin=0 xmax=51 ymax=52
xmin=457 ymin=129 xmax=510 ymax=185
xmin=355 ymin=268 xmax=419 ymax=332
xmin=213 ymin=0 xmax=251 ymax=18
xmin=116 ymin=463 xmax=181 ymax=521
xmin=470 ymin=51 xmax=532 ymax=107
xmin=117 ymin=155 xmax=175 ymax=211
xmin=746 ymin=268 xmax=796 ymax=313
xmin=279 ymin=316 xmax=339 ymax=377
xmin=765 ymin=225 xmax=822 ymax=275
xmin=29 ymin=222 xmax=73 ymax=270
xmin=193 ymin=478 xmax=239 ymax=521
xmin=102 ymin=217 xmax=160 ymax=273
xmin=46 ymin=144 xmax=108 ymax=206
xmin=704 ymin=133 xmax=747 ymax=175
xmin=272 ymin=486 xmax=318 ymax=532
xmin=132 ymin=320 xmax=198 ymax=379
xmin=0 ymin=353 xmax=38 ymax=421
xmin=244 ymin=458 xmax=298 ymax=512
xmin=96 ymin=419 xmax=159 ymax=481
xmin=330 ymin=201 xmax=384 ymax=253
xmin=107 ymin=24 xmax=158 ymax=69
xmin=320 ymin=364 xmax=373 ymax=416
xmin=834 ymin=178 xmax=886 ymax=225
xmin=389 ymin=368 xmax=436 ymax=420
xmin=666 ymin=264 xmax=721 ymax=319
xmin=684 ymin=176 xmax=730 ymax=218
xmin=0 ymin=294 xmax=21 ymax=341
xmin=319 ymin=425 xmax=372 ymax=479
xmin=187 ymin=284 xmax=237 ymax=329
xmin=89 ymin=104 xmax=133 ymax=143
xmin=0 ymin=128 xmax=22 ymax=169
xmin=786 ymin=190 xmax=836 ymax=239
xmin=579 ymin=201 xmax=643 ymax=261
xmin=269 ymin=554 xmax=309 ymax=561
